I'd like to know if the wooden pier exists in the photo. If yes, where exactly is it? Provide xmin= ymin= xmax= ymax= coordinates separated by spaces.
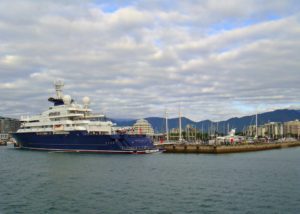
xmin=161 ymin=141 xmax=300 ymax=154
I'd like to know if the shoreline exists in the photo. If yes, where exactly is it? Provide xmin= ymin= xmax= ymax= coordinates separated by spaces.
xmin=161 ymin=141 xmax=300 ymax=154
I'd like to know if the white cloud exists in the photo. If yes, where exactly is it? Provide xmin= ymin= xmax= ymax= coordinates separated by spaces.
xmin=0 ymin=0 xmax=299 ymax=121
xmin=1 ymin=55 xmax=20 ymax=64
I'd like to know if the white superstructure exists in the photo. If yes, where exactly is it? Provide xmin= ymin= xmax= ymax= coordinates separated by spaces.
xmin=18 ymin=81 xmax=115 ymax=134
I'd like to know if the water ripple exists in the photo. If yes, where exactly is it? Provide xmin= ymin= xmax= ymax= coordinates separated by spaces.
xmin=1 ymin=147 xmax=300 ymax=213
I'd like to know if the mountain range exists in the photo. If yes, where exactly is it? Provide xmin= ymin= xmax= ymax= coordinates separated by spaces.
xmin=111 ymin=109 xmax=300 ymax=134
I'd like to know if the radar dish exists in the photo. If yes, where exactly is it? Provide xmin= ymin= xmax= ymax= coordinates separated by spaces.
xmin=82 ymin=96 xmax=91 ymax=105
xmin=54 ymin=80 xmax=64 ymax=87
xmin=63 ymin=95 xmax=72 ymax=105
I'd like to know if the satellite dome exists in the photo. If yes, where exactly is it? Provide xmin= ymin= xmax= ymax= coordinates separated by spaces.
xmin=63 ymin=95 xmax=72 ymax=105
xmin=82 ymin=96 xmax=91 ymax=105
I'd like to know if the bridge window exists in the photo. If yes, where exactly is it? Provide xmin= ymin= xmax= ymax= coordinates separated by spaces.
xmin=49 ymin=112 xmax=60 ymax=116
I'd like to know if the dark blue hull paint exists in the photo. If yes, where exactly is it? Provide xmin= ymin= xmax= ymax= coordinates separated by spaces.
xmin=12 ymin=131 xmax=156 ymax=153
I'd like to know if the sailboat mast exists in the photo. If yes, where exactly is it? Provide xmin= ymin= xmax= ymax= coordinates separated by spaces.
xmin=255 ymin=112 xmax=258 ymax=138
xmin=165 ymin=110 xmax=169 ymax=142
xmin=227 ymin=123 xmax=229 ymax=134
xmin=179 ymin=104 xmax=182 ymax=142
xmin=201 ymin=123 xmax=203 ymax=140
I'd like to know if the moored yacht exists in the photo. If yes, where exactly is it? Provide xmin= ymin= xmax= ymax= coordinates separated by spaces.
xmin=12 ymin=81 xmax=158 ymax=154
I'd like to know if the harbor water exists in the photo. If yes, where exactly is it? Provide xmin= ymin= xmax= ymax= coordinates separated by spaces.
xmin=1 ymin=146 xmax=300 ymax=213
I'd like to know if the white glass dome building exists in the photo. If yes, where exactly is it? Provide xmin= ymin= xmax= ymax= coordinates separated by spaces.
xmin=133 ymin=119 xmax=154 ymax=136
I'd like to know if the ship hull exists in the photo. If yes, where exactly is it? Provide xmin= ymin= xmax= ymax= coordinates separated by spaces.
xmin=12 ymin=131 xmax=158 ymax=154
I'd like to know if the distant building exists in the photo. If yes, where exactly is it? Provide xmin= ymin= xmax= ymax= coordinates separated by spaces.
xmin=185 ymin=124 xmax=197 ymax=141
xmin=168 ymin=128 xmax=180 ymax=140
xmin=257 ymin=126 xmax=266 ymax=137
xmin=170 ymin=128 xmax=179 ymax=134
xmin=132 ymin=119 xmax=154 ymax=136
xmin=245 ymin=125 xmax=256 ymax=137
xmin=284 ymin=120 xmax=300 ymax=138
xmin=0 ymin=133 xmax=9 ymax=141
xmin=245 ymin=120 xmax=299 ymax=139
xmin=0 ymin=116 xmax=20 ymax=134
xmin=264 ymin=122 xmax=283 ymax=139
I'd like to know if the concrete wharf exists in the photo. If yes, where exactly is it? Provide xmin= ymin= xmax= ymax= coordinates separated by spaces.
xmin=161 ymin=141 xmax=300 ymax=154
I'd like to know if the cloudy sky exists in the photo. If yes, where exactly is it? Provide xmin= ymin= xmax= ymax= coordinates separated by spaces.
xmin=0 ymin=0 xmax=299 ymax=121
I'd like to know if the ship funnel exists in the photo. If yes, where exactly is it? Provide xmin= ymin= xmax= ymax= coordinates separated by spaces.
xmin=54 ymin=80 xmax=64 ymax=99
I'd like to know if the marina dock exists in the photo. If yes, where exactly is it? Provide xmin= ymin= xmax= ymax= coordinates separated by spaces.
xmin=161 ymin=141 xmax=300 ymax=154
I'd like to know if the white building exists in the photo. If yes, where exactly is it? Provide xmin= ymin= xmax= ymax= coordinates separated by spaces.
xmin=133 ymin=119 xmax=154 ymax=136
xmin=284 ymin=120 xmax=300 ymax=138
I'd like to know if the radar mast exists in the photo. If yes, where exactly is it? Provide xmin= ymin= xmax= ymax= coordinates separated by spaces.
xmin=54 ymin=80 xmax=64 ymax=99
